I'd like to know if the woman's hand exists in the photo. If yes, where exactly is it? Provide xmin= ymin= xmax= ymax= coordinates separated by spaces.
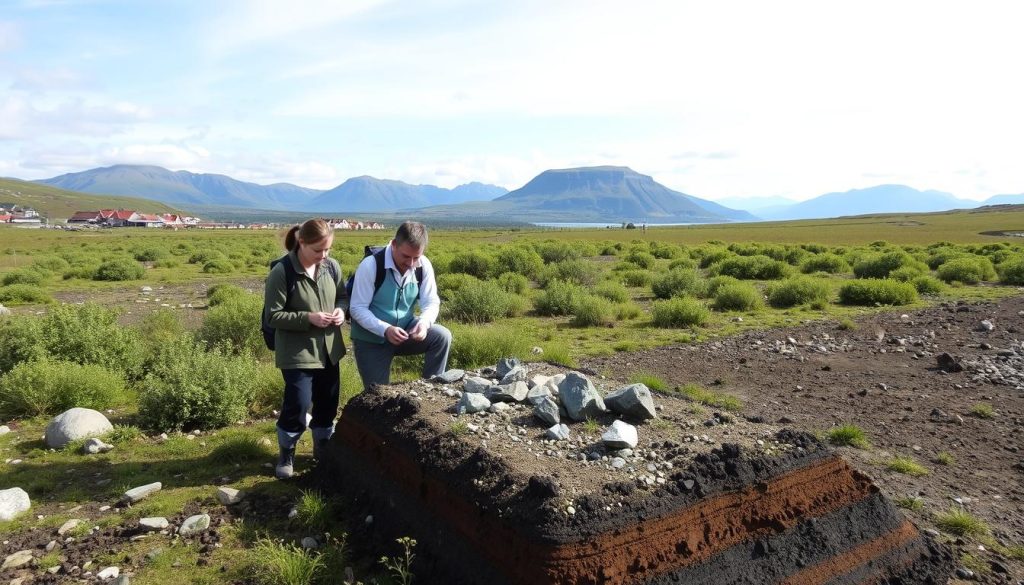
xmin=307 ymin=311 xmax=339 ymax=329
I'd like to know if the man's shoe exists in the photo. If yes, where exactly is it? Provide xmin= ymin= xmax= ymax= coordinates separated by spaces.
xmin=275 ymin=447 xmax=295 ymax=479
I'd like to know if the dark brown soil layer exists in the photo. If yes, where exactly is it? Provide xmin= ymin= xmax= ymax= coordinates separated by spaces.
xmin=321 ymin=382 xmax=953 ymax=584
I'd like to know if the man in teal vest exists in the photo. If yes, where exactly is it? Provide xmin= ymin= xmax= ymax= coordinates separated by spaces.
xmin=350 ymin=221 xmax=452 ymax=390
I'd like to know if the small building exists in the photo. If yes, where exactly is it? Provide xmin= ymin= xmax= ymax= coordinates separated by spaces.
xmin=68 ymin=211 xmax=103 ymax=224
xmin=126 ymin=213 xmax=165 ymax=228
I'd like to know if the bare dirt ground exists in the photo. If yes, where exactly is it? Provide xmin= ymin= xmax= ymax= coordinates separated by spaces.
xmin=585 ymin=295 xmax=1024 ymax=583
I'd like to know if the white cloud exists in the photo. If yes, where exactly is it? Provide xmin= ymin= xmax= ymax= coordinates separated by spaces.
xmin=11 ymin=67 xmax=88 ymax=91
xmin=0 ymin=20 xmax=20 ymax=52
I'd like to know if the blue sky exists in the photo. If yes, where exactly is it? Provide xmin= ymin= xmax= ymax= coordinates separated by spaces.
xmin=1 ymin=0 xmax=1021 ymax=202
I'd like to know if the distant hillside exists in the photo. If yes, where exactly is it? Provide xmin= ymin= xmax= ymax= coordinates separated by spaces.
xmin=0 ymin=178 xmax=182 ymax=221
xmin=485 ymin=166 xmax=755 ymax=223
xmin=761 ymin=185 xmax=976 ymax=220
xmin=307 ymin=176 xmax=507 ymax=212
xmin=37 ymin=164 xmax=320 ymax=210
xmin=981 ymin=193 xmax=1024 ymax=206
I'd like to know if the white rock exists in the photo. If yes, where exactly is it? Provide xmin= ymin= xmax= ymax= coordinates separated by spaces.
xmin=301 ymin=536 xmax=319 ymax=549
xmin=602 ymin=420 xmax=639 ymax=449
xmin=0 ymin=425 xmax=10 ymax=435
xmin=216 ymin=487 xmax=244 ymax=505
xmin=139 ymin=517 xmax=169 ymax=531
xmin=57 ymin=518 xmax=83 ymax=535
xmin=0 ymin=304 xmax=10 ymax=317
xmin=84 ymin=437 xmax=114 ymax=454
xmin=1 ymin=549 xmax=33 ymax=570
xmin=122 ymin=482 xmax=162 ymax=504
xmin=0 ymin=487 xmax=31 ymax=521
xmin=178 ymin=513 xmax=211 ymax=537
xmin=44 ymin=408 xmax=113 ymax=449
xmin=97 ymin=566 xmax=120 ymax=579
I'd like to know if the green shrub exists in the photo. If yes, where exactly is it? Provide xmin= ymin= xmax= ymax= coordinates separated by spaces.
xmin=766 ymin=276 xmax=832 ymax=308
xmin=535 ymin=280 xmax=584 ymax=316
xmin=189 ymin=250 xmax=227 ymax=264
xmin=648 ymin=242 xmax=681 ymax=259
xmin=251 ymin=538 xmax=326 ymax=585
xmin=800 ymin=253 xmax=850 ymax=274
xmin=712 ymin=282 xmax=763 ymax=312
xmin=536 ymin=241 xmax=581 ymax=264
xmin=436 ymin=273 xmax=480 ymax=298
xmin=838 ymin=279 xmax=918 ymax=306
xmin=969 ymin=402 xmax=995 ymax=419
xmin=704 ymin=275 xmax=741 ymax=298
xmin=619 ymin=270 xmax=652 ymax=287
xmin=0 ymin=284 xmax=52 ymax=305
xmin=912 ymin=275 xmax=945 ymax=294
xmin=447 ymin=324 xmax=531 ymax=370
xmin=676 ymin=383 xmax=742 ymax=411
xmin=153 ymin=257 xmax=182 ymax=269
xmin=448 ymin=251 xmax=493 ymax=279
xmin=494 ymin=247 xmax=543 ymax=279
xmin=570 ymin=295 xmax=615 ymax=327
xmin=444 ymin=280 xmax=521 ymax=323
xmin=93 ymin=258 xmax=145 ymax=281
xmin=651 ymin=269 xmax=703 ymax=299
xmin=852 ymin=251 xmax=925 ymax=279
xmin=207 ymin=284 xmax=249 ymax=306
xmin=614 ymin=302 xmax=642 ymax=320
xmin=666 ymin=257 xmax=697 ymax=271
xmin=199 ymin=294 xmax=265 ymax=355
xmin=139 ymin=336 xmax=258 ymax=431
xmin=888 ymin=265 xmax=926 ymax=282
xmin=0 ymin=359 xmax=127 ymax=418
xmin=936 ymin=257 xmax=995 ymax=284
xmin=202 ymin=259 xmax=236 ymax=274
xmin=492 ymin=272 xmax=528 ymax=295
xmin=593 ymin=280 xmax=630 ymax=303
xmin=695 ymin=247 xmax=732 ymax=269
xmin=133 ymin=247 xmax=169 ymax=262
xmin=30 ymin=256 xmax=70 ymax=273
xmin=934 ymin=507 xmax=989 ymax=537
xmin=2 ymin=269 xmax=45 ymax=286
xmin=539 ymin=259 xmax=600 ymax=286
xmin=651 ymin=297 xmax=709 ymax=328
xmin=997 ymin=255 xmax=1024 ymax=285
xmin=711 ymin=255 xmax=790 ymax=280
xmin=624 ymin=250 xmax=656 ymax=270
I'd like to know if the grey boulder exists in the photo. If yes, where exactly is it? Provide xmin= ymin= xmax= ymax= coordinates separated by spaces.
xmin=533 ymin=397 xmax=560 ymax=426
xmin=602 ymin=420 xmax=639 ymax=449
xmin=44 ymin=408 xmax=113 ymax=449
xmin=458 ymin=392 xmax=491 ymax=414
xmin=0 ymin=487 xmax=30 ymax=521
xmin=604 ymin=383 xmax=657 ymax=420
xmin=558 ymin=372 xmax=606 ymax=421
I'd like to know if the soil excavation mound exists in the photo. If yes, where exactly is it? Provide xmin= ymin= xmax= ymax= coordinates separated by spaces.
xmin=320 ymin=366 xmax=953 ymax=584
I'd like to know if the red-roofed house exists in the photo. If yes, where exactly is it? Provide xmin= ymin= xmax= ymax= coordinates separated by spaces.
xmin=68 ymin=211 xmax=103 ymax=224
xmin=126 ymin=213 xmax=164 ymax=228
xmin=104 ymin=210 xmax=136 ymax=227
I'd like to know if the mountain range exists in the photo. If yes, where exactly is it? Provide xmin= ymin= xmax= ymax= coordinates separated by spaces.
xmin=28 ymin=163 xmax=1022 ymax=223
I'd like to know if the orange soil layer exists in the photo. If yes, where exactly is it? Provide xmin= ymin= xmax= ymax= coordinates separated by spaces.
xmin=338 ymin=416 xmax=921 ymax=584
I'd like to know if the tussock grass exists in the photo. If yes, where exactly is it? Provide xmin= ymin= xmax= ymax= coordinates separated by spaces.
xmin=934 ymin=507 xmax=989 ymax=537
xmin=251 ymin=538 xmax=325 ymax=585
xmin=969 ymin=403 xmax=995 ymax=419
xmin=209 ymin=435 xmax=273 ymax=464
xmin=675 ymin=383 xmax=742 ymax=412
xmin=826 ymin=424 xmax=870 ymax=449
xmin=934 ymin=451 xmax=955 ymax=466
xmin=886 ymin=456 xmax=929 ymax=476
xmin=294 ymin=490 xmax=331 ymax=533
xmin=895 ymin=496 xmax=924 ymax=511
xmin=630 ymin=373 xmax=668 ymax=392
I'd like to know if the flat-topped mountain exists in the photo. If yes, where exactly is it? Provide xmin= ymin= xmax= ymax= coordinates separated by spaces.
xmin=307 ymin=177 xmax=507 ymax=212
xmin=489 ymin=166 xmax=755 ymax=223
xmin=761 ymin=184 xmax=975 ymax=220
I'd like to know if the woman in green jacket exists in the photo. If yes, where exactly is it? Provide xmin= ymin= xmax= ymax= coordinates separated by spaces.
xmin=264 ymin=219 xmax=346 ymax=479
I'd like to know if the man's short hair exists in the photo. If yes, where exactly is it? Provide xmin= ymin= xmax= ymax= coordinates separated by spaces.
xmin=394 ymin=221 xmax=428 ymax=249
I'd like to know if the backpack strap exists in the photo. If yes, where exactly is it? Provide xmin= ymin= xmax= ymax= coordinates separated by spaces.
xmin=372 ymin=247 xmax=387 ymax=294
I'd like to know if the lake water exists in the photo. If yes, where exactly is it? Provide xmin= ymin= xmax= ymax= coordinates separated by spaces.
xmin=533 ymin=222 xmax=697 ymax=228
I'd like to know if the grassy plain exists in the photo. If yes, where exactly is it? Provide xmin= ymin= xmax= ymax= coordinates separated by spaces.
xmin=2 ymin=207 xmax=1024 ymax=583
xmin=0 ymin=178 xmax=182 ymax=222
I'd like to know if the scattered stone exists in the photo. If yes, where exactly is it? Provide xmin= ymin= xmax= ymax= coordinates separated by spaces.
xmin=301 ymin=536 xmax=319 ymax=549
xmin=955 ymin=567 xmax=974 ymax=579
xmin=533 ymin=397 xmax=560 ymax=426
xmin=1 ymin=549 xmax=33 ymax=571
xmin=499 ymin=365 xmax=529 ymax=385
xmin=488 ymin=381 xmax=529 ymax=403
xmin=530 ymin=346 xmax=543 ymax=355
xmin=97 ymin=566 xmax=120 ymax=580
xmin=558 ymin=373 xmax=607 ymax=421
xmin=936 ymin=353 xmax=964 ymax=373
xmin=139 ymin=517 xmax=169 ymax=531
xmin=602 ymin=420 xmax=639 ymax=450
xmin=526 ymin=385 xmax=553 ymax=406
xmin=528 ymin=374 xmax=551 ymax=389
xmin=83 ymin=437 xmax=114 ymax=454
xmin=122 ymin=482 xmax=162 ymax=504
xmin=463 ymin=377 xmax=491 ymax=394
xmin=178 ymin=513 xmax=211 ymax=537
xmin=0 ymin=487 xmax=30 ymax=521
xmin=433 ymin=369 xmax=465 ymax=384
xmin=0 ymin=425 xmax=10 ymax=435
xmin=495 ymin=357 xmax=521 ymax=378
xmin=44 ymin=407 xmax=114 ymax=449
xmin=57 ymin=518 xmax=83 ymax=535
xmin=544 ymin=424 xmax=570 ymax=441
xmin=978 ymin=319 xmax=995 ymax=332
xmin=611 ymin=457 xmax=627 ymax=469
xmin=0 ymin=304 xmax=10 ymax=317
xmin=488 ymin=402 xmax=510 ymax=414
xmin=216 ymin=487 xmax=244 ymax=505
xmin=458 ymin=392 xmax=491 ymax=414
xmin=604 ymin=383 xmax=657 ymax=420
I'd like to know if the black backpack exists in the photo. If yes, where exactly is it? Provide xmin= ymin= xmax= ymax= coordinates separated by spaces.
xmin=261 ymin=255 xmax=339 ymax=351
xmin=344 ymin=245 xmax=423 ymax=301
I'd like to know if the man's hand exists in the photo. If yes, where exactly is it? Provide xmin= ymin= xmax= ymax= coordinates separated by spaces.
xmin=407 ymin=320 xmax=429 ymax=342
xmin=384 ymin=325 xmax=409 ymax=346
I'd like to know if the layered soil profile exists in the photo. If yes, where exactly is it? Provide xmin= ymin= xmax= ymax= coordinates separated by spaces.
xmin=320 ymin=378 xmax=953 ymax=584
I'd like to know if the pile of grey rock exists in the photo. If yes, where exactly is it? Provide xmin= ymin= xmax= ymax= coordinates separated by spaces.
xmin=962 ymin=341 xmax=1024 ymax=390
